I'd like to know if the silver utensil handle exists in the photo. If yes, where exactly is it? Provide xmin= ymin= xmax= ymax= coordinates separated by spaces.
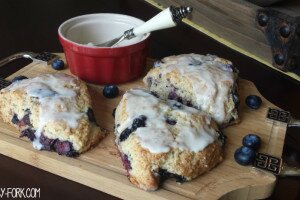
xmin=131 ymin=6 xmax=192 ymax=38
xmin=0 ymin=52 xmax=60 ymax=70
xmin=288 ymin=117 xmax=300 ymax=128
xmin=280 ymin=164 xmax=300 ymax=176
xmin=0 ymin=52 xmax=36 ymax=69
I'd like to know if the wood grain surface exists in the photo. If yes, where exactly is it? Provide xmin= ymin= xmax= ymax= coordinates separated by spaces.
xmin=143 ymin=0 xmax=300 ymax=81
xmin=0 ymin=54 xmax=287 ymax=200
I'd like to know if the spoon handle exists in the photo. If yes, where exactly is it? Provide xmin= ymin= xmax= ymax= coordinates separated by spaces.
xmin=126 ymin=6 xmax=192 ymax=39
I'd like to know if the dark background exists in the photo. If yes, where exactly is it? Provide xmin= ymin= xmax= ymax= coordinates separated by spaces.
xmin=0 ymin=0 xmax=299 ymax=199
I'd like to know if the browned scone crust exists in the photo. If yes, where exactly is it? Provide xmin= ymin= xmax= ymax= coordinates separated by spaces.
xmin=115 ymin=89 xmax=224 ymax=190
xmin=0 ymin=73 xmax=105 ymax=156
xmin=143 ymin=53 xmax=239 ymax=127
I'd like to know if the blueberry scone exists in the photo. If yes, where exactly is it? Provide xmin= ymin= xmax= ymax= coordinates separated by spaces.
xmin=114 ymin=89 xmax=225 ymax=190
xmin=143 ymin=54 xmax=239 ymax=126
xmin=0 ymin=73 xmax=105 ymax=156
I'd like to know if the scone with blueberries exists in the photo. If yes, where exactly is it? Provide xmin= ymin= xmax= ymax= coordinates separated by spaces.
xmin=0 ymin=73 xmax=105 ymax=156
xmin=143 ymin=53 xmax=239 ymax=126
xmin=114 ymin=88 xmax=225 ymax=190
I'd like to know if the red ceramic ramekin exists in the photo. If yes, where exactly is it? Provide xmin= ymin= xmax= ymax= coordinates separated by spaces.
xmin=58 ymin=14 xmax=150 ymax=84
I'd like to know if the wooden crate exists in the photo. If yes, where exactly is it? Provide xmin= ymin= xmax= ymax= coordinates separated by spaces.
xmin=144 ymin=0 xmax=300 ymax=81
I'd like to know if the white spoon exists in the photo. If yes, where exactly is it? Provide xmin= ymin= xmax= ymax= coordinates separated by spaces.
xmin=94 ymin=6 xmax=192 ymax=47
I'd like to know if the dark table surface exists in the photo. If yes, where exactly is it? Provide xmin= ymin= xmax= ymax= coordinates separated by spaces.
xmin=0 ymin=0 xmax=299 ymax=199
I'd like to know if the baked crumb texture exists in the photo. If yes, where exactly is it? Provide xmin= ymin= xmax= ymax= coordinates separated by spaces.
xmin=144 ymin=53 xmax=239 ymax=127
xmin=115 ymin=89 xmax=224 ymax=190
xmin=0 ymin=73 xmax=105 ymax=156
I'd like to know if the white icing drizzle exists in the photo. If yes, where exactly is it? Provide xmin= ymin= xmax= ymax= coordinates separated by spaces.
xmin=117 ymin=89 xmax=218 ymax=154
xmin=135 ymin=127 xmax=174 ymax=154
xmin=32 ymin=138 xmax=43 ymax=150
xmin=116 ymin=89 xmax=168 ymax=135
xmin=5 ymin=74 xmax=82 ymax=150
xmin=160 ymin=54 xmax=235 ymax=124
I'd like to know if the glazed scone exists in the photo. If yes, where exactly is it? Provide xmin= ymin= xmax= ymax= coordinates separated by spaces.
xmin=115 ymin=89 xmax=225 ymax=190
xmin=143 ymin=53 xmax=239 ymax=126
xmin=0 ymin=73 xmax=105 ymax=156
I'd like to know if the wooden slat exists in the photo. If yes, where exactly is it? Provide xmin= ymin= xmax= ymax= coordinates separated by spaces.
xmin=143 ymin=0 xmax=300 ymax=81
xmin=0 ymin=54 xmax=287 ymax=199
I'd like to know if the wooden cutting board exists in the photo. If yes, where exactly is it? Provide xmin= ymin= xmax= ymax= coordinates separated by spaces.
xmin=0 ymin=54 xmax=287 ymax=200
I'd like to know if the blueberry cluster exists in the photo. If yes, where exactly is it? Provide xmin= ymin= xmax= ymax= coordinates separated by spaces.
xmin=20 ymin=128 xmax=36 ymax=141
xmin=119 ymin=115 xmax=147 ymax=142
xmin=168 ymin=89 xmax=194 ymax=108
xmin=234 ymin=134 xmax=261 ymax=166
xmin=11 ymin=111 xmax=77 ymax=157
xmin=40 ymin=133 xmax=78 ymax=157
xmin=157 ymin=168 xmax=186 ymax=184
xmin=168 ymin=90 xmax=183 ymax=104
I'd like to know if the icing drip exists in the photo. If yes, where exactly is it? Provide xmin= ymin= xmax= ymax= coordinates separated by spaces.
xmin=117 ymin=89 xmax=218 ymax=154
xmin=160 ymin=54 xmax=235 ymax=124
xmin=5 ymin=74 xmax=82 ymax=150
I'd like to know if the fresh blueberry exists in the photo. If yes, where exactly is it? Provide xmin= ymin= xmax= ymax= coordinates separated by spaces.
xmin=51 ymin=59 xmax=65 ymax=70
xmin=20 ymin=128 xmax=36 ymax=141
xmin=150 ymin=91 xmax=159 ymax=98
xmin=103 ymin=85 xmax=119 ymax=98
xmin=86 ymin=108 xmax=97 ymax=124
xmin=146 ymin=77 xmax=153 ymax=85
xmin=131 ymin=115 xmax=147 ymax=130
xmin=119 ymin=115 xmax=147 ymax=142
xmin=168 ymin=90 xmax=183 ymax=103
xmin=17 ymin=113 xmax=31 ymax=127
xmin=112 ymin=108 xmax=116 ymax=118
xmin=243 ymin=134 xmax=261 ymax=150
xmin=186 ymin=101 xmax=193 ymax=107
xmin=12 ymin=75 xmax=28 ymax=83
xmin=168 ymin=91 xmax=178 ymax=100
xmin=217 ymin=130 xmax=227 ymax=146
xmin=234 ymin=146 xmax=256 ymax=166
xmin=40 ymin=133 xmax=56 ymax=151
xmin=157 ymin=168 xmax=186 ymax=183
xmin=166 ymin=118 xmax=177 ymax=125
xmin=119 ymin=128 xmax=132 ymax=142
xmin=54 ymin=140 xmax=74 ymax=156
xmin=22 ymin=113 xmax=31 ymax=126
xmin=231 ymin=90 xmax=240 ymax=108
xmin=171 ymin=102 xmax=182 ymax=109
xmin=121 ymin=154 xmax=132 ymax=172
xmin=11 ymin=114 xmax=19 ymax=124
xmin=153 ymin=60 xmax=162 ymax=68
xmin=188 ymin=58 xmax=202 ymax=66
xmin=245 ymin=95 xmax=262 ymax=109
